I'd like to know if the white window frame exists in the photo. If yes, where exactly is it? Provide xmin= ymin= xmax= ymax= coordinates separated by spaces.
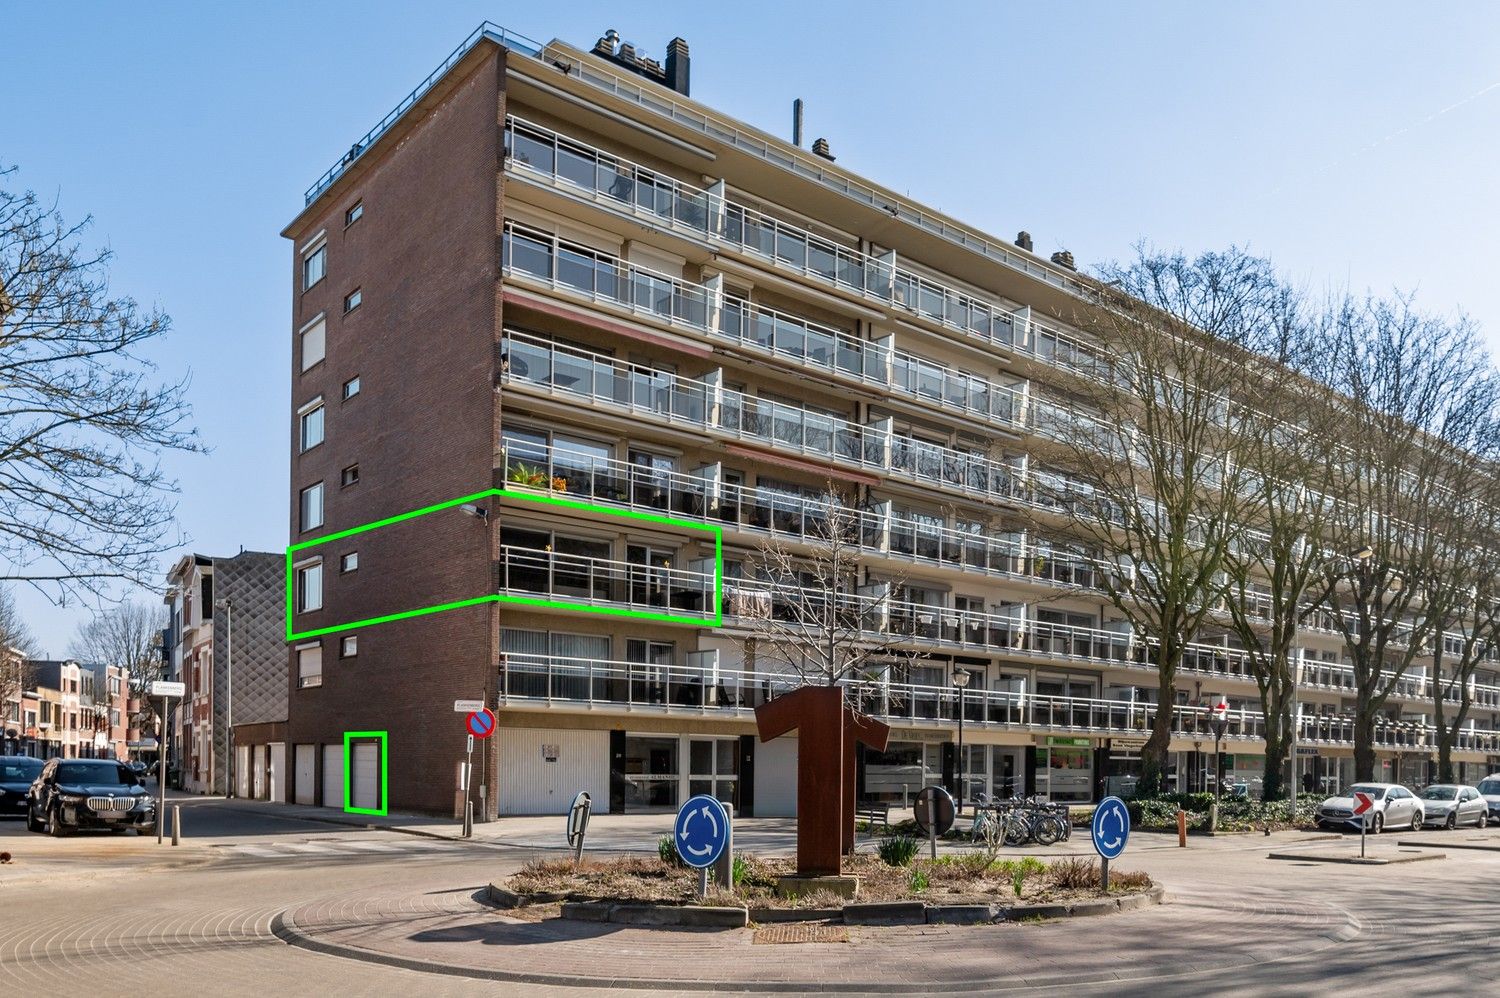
xmin=343 ymin=288 xmax=362 ymax=313
xmin=301 ymin=235 xmax=327 ymax=291
xmin=295 ymin=558 xmax=323 ymax=613
xmin=340 ymin=551 xmax=358 ymax=573
xmin=296 ymin=641 xmax=323 ymax=688
xmin=340 ymin=635 xmax=358 ymax=659
xmin=298 ymin=313 xmax=326 ymax=373
xmin=298 ymin=396 xmax=325 ymax=452
xmin=299 ymin=482 xmax=325 ymax=532
xmin=342 ymin=376 xmax=361 ymax=401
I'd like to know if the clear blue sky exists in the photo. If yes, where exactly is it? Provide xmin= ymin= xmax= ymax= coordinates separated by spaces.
xmin=7 ymin=2 xmax=1499 ymax=653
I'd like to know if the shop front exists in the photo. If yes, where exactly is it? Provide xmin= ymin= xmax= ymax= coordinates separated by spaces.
xmin=1037 ymin=736 xmax=1093 ymax=803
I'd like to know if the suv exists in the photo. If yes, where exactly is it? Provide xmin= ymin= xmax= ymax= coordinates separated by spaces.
xmin=26 ymin=758 xmax=155 ymax=836
xmin=0 ymin=756 xmax=44 ymax=818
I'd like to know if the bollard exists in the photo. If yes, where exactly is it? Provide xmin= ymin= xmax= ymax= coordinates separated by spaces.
xmin=711 ymin=804 xmax=734 ymax=890
xmin=463 ymin=800 xmax=473 ymax=838
xmin=479 ymin=785 xmax=488 ymax=824
xmin=1176 ymin=809 xmax=1187 ymax=847
xmin=171 ymin=805 xmax=181 ymax=846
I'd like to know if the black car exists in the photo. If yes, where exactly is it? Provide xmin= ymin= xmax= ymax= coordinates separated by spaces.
xmin=0 ymin=756 xmax=44 ymax=817
xmin=26 ymin=758 xmax=154 ymax=836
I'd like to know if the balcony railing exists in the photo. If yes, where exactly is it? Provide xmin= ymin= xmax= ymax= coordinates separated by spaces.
xmin=502 ymin=330 xmax=1024 ymax=505
xmin=497 ymin=654 xmax=1500 ymax=753
xmin=503 ymin=115 xmax=1106 ymax=378
xmin=498 ymin=546 xmax=716 ymax=622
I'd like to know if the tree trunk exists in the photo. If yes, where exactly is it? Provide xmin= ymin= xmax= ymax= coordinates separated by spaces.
xmin=1261 ymin=725 xmax=1287 ymax=803
xmin=1353 ymin=709 xmax=1377 ymax=783
xmin=1437 ymin=735 xmax=1455 ymax=785
xmin=1138 ymin=682 xmax=1176 ymax=798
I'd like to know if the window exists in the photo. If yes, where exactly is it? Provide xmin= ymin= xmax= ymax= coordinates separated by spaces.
xmin=299 ymin=482 xmax=324 ymax=531
xmin=341 ymin=464 xmax=359 ymax=488
xmin=343 ymin=288 xmax=362 ymax=314
xmin=299 ymin=399 xmax=325 ymax=451
xmin=340 ymin=551 xmax=358 ymax=573
xmin=345 ymin=200 xmax=363 ymax=226
xmin=302 ymin=242 xmax=326 ymax=290
xmin=296 ymin=561 xmax=323 ymax=612
xmin=340 ymin=635 xmax=358 ymax=658
xmin=299 ymin=315 xmax=326 ymax=372
xmin=342 ymin=376 xmax=361 ymax=401
xmin=297 ymin=643 xmax=323 ymax=688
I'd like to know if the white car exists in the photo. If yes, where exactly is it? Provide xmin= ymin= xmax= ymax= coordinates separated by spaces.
xmin=1419 ymin=784 xmax=1490 ymax=829
xmin=1315 ymin=783 xmax=1423 ymax=833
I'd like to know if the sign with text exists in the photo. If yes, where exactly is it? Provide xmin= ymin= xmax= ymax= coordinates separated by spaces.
xmin=149 ymin=681 xmax=185 ymax=698
xmin=453 ymin=699 xmax=485 ymax=713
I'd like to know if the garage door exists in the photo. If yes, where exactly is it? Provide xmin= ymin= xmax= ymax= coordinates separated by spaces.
xmin=252 ymin=746 xmax=267 ymax=799
xmin=351 ymin=741 xmax=380 ymax=811
xmin=294 ymin=745 xmax=316 ymax=804
xmin=321 ymin=744 xmax=344 ymax=809
xmin=236 ymin=746 xmax=251 ymax=798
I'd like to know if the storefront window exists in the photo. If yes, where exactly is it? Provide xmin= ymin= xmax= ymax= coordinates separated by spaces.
xmin=688 ymin=738 xmax=738 ymax=805
xmin=623 ymin=735 xmax=679 ymax=809
xmin=863 ymin=741 xmax=939 ymax=805
xmin=1039 ymin=740 xmax=1093 ymax=802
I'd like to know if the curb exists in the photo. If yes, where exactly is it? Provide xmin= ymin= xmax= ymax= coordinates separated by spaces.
xmin=1395 ymin=839 xmax=1500 ymax=852
xmin=493 ymin=881 xmax=1165 ymax=928
xmin=1267 ymin=851 xmax=1445 ymax=865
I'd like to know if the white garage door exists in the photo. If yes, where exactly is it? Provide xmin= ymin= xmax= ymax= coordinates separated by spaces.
xmin=321 ymin=744 xmax=344 ymax=809
xmin=236 ymin=746 xmax=251 ymax=798
xmin=269 ymin=743 xmax=286 ymax=803
xmin=294 ymin=745 xmax=316 ymax=804
xmin=252 ymin=747 xmax=267 ymax=799
xmin=351 ymin=742 xmax=380 ymax=811
xmin=498 ymin=728 xmax=609 ymax=815
xmin=755 ymin=734 xmax=798 ymax=817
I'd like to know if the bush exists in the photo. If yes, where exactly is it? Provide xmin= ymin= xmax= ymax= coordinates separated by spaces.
xmin=1045 ymin=857 xmax=1100 ymax=890
xmin=658 ymin=835 xmax=681 ymax=866
xmin=908 ymin=866 xmax=929 ymax=892
xmin=877 ymin=835 xmax=920 ymax=867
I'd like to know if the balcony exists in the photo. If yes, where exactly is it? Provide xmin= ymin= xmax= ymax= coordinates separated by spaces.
xmin=502 ymin=331 xmax=1024 ymax=505
xmin=503 ymin=115 xmax=1106 ymax=378
xmin=498 ymin=546 xmax=717 ymax=624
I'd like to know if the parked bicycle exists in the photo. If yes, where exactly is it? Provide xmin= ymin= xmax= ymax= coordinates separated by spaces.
xmin=969 ymin=793 xmax=1072 ymax=847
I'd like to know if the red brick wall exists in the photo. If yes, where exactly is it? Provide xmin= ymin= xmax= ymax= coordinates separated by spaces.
xmin=282 ymin=44 xmax=506 ymax=813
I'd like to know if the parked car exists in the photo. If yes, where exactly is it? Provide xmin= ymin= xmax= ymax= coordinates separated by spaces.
xmin=25 ymin=758 xmax=155 ymax=836
xmin=1478 ymin=774 xmax=1500 ymax=820
xmin=1315 ymin=783 xmax=1423 ymax=833
xmin=126 ymin=760 xmax=149 ymax=779
xmin=0 ymin=756 xmax=44 ymax=818
xmin=1419 ymin=784 xmax=1490 ymax=829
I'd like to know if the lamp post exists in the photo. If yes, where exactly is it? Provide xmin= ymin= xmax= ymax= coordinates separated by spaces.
xmin=952 ymin=668 xmax=971 ymax=812
xmin=215 ymin=598 xmax=234 ymax=799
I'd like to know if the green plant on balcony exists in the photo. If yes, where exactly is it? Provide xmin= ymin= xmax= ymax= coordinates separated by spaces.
xmin=508 ymin=463 xmax=548 ymax=487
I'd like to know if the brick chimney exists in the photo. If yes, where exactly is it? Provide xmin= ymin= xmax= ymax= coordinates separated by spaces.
xmin=812 ymin=138 xmax=835 ymax=161
xmin=665 ymin=37 xmax=690 ymax=96
xmin=1050 ymin=250 xmax=1076 ymax=270
xmin=1015 ymin=231 xmax=1034 ymax=252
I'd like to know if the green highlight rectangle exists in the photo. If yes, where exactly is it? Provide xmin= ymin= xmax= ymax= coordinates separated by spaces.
xmin=343 ymin=730 xmax=388 ymax=816
xmin=286 ymin=487 xmax=723 ymax=641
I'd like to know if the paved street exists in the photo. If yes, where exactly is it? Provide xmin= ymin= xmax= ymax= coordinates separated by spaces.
xmin=1 ymin=796 xmax=1498 ymax=996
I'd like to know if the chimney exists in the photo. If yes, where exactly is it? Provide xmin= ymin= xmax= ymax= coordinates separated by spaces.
xmin=1050 ymin=250 xmax=1076 ymax=270
xmin=812 ymin=137 xmax=835 ymax=161
xmin=665 ymin=37 xmax=690 ymax=96
xmin=792 ymin=99 xmax=804 ymax=147
xmin=618 ymin=42 xmax=637 ymax=64
xmin=593 ymin=28 xmax=620 ymax=58
xmin=1015 ymin=231 xmax=1033 ymax=252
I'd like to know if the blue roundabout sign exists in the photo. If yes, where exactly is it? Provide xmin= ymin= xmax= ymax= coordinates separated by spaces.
xmin=1091 ymin=794 xmax=1131 ymax=860
xmin=673 ymin=794 xmax=730 ymax=869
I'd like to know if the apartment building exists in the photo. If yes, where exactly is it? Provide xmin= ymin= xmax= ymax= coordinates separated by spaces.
xmin=280 ymin=23 xmax=1500 ymax=817
xmin=163 ymin=551 xmax=285 ymax=796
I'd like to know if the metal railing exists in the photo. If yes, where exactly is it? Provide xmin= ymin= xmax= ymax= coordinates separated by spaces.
xmin=306 ymin=23 xmax=543 ymax=203
xmin=498 ymin=546 xmax=716 ymax=620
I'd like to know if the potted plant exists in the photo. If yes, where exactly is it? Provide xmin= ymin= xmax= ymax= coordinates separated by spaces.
xmin=551 ymin=476 xmax=568 ymax=492
xmin=508 ymin=463 xmax=548 ymax=487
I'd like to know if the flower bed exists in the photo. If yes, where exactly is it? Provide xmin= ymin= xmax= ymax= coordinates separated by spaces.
xmin=497 ymin=852 xmax=1153 ymax=913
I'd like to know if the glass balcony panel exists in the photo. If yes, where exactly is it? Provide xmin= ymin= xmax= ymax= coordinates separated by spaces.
xmin=808 ymin=241 xmax=837 ymax=282
xmin=556 ymin=143 xmax=597 ymax=190
xmin=557 ymin=247 xmax=597 ymax=295
xmin=601 ymin=164 xmax=634 ymax=203
xmin=508 ymin=128 xmax=554 ymax=173
xmin=775 ymin=228 xmax=807 ymax=269
xmin=504 ymin=231 xmax=552 ymax=279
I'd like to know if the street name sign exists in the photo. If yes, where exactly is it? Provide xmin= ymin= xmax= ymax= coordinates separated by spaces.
xmin=150 ymin=681 xmax=185 ymax=698
xmin=674 ymin=794 xmax=730 ymax=869
xmin=453 ymin=699 xmax=484 ymax=713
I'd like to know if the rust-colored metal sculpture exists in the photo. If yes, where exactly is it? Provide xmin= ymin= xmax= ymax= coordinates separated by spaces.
xmin=755 ymin=685 xmax=891 ymax=876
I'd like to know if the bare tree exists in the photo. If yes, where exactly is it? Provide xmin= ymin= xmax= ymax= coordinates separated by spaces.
xmin=1317 ymin=295 xmax=1500 ymax=782
xmin=0 ymin=586 xmax=37 ymax=721
xmin=737 ymin=490 xmax=914 ymax=700
xmin=1040 ymin=247 xmax=1283 ymax=795
xmin=1220 ymin=293 xmax=1346 ymax=801
xmin=69 ymin=600 xmax=163 ymax=728
xmin=0 ymin=164 xmax=201 ymax=603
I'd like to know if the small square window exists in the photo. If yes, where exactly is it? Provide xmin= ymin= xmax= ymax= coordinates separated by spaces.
xmin=341 ymin=464 xmax=360 ymax=488
xmin=340 ymin=552 xmax=358 ymax=573
xmin=302 ymin=243 xmax=326 ymax=291
xmin=344 ymin=288 xmax=362 ymax=313
xmin=345 ymin=201 xmax=363 ymax=227
xmin=343 ymin=376 xmax=361 ymax=400
xmin=340 ymin=635 xmax=358 ymax=658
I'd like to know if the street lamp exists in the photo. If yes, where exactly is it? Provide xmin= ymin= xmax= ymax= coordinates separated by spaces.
xmin=952 ymin=668 xmax=971 ymax=813
xmin=215 ymin=598 xmax=234 ymax=799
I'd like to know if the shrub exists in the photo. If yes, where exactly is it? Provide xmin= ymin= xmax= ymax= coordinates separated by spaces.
xmin=909 ymin=866 xmax=929 ymax=893
xmin=877 ymin=835 xmax=920 ymax=867
xmin=658 ymin=835 xmax=681 ymax=866
xmin=1045 ymin=857 xmax=1099 ymax=890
